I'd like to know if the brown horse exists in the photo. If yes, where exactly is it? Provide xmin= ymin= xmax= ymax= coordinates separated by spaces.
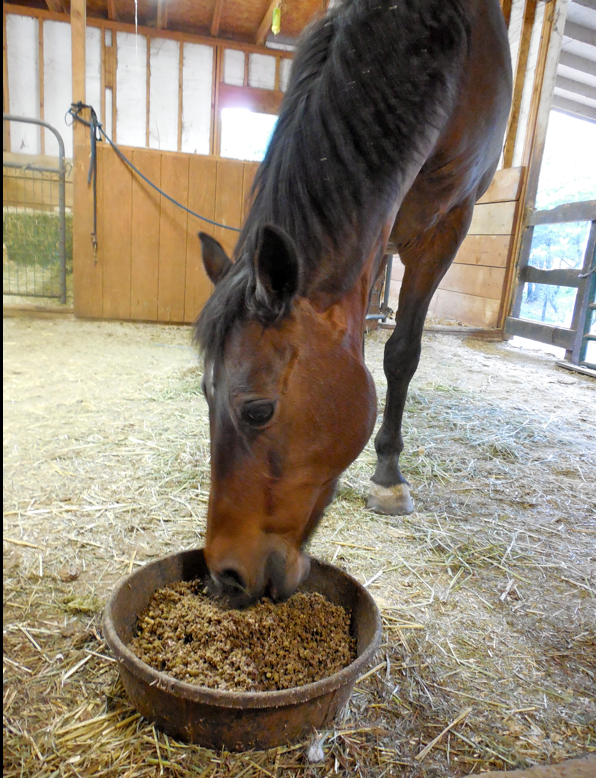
xmin=195 ymin=0 xmax=512 ymax=606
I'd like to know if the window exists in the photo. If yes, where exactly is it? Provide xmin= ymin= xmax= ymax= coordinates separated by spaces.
xmin=220 ymin=108 xmax=277 ymax=162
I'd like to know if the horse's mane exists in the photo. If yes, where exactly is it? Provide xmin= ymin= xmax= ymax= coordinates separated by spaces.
xmin=195 ymin=0 xmax=470 ymax=360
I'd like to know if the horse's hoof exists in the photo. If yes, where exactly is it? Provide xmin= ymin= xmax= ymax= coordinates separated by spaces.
xmin=366 ymin=480 xmax=415 ymax=516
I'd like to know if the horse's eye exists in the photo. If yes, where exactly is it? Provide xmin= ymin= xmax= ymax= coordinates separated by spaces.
xmin=241 ymin=400 xmax=276 ymax=427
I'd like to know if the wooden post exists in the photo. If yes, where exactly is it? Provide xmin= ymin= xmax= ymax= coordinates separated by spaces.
xmin=500 ymin=0 xmax=570 ymax=327
xmin=502 ymin=0 xmax=537 ymax=169
xmin=39 ymin=18 xmax=45 ymax=155
xmin=71 ymin=0 xmax=102 ymax=317
xmin=3 ymin=8 xmax=10 ymax=152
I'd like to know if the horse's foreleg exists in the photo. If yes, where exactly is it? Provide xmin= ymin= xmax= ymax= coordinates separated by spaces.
xmin=367 ymin=203 xmax=473 ymax=515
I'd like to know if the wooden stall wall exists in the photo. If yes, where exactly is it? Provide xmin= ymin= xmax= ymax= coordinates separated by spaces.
xmin=74 ymin=144 xmax=258 ymax=323
xmin=388 ymin=167 xmax=523 ymax=329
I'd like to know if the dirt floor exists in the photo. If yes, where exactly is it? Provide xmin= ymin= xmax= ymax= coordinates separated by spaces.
xmin=3 ymin=316 xmax=595 ymax=777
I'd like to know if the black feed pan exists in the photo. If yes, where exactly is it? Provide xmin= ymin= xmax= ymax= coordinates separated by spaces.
xmin=103 ymin=548 xmax=382 ymax=751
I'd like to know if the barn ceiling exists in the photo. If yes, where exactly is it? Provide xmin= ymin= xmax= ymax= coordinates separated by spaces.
xmin=3 ymin=0 xmax=326 ymax=47
xmin=554 ymin=0 xmax=596 ymax=123
xmin=5 ymin=0 xmax=594 ymax=120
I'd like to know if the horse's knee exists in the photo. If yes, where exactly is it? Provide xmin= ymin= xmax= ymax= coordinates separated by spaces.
xmin=383 ymin=335 xmax=422 ymax=382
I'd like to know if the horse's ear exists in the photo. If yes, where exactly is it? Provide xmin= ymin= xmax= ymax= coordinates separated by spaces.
xmin=253 ymin=225 xmax=300 ymax=316
xmin=199 ymin=232 xmax=232 ymax=285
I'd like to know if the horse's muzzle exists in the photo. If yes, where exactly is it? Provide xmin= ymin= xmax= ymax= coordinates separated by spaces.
xmin=208 ymin=549 xmax=310 ymax=608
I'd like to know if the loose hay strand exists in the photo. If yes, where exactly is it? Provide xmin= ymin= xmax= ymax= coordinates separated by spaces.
xmin=415 ymin=706 xmax=472 ymax=760
xmin=3 ymin=319 xmax=595 ymax=777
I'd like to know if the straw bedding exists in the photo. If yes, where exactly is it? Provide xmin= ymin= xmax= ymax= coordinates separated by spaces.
xmin=3 ymin=317 xmax=595 ymax=777
xmin=130 ymin=583 xmax=355 ymax=691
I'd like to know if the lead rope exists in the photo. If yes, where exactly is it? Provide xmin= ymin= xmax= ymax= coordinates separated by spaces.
xmin=67 ymin=102 xmax=242 ymax=259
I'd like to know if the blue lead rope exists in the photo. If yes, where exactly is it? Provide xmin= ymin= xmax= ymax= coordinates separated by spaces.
xmin=67 ymin=102 xmax=242 ymax=235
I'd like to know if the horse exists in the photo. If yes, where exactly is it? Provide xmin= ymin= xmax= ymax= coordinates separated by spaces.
xmin=195 ymin=0 xmax=512 ymax=606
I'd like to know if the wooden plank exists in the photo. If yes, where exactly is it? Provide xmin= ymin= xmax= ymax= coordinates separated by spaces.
xmin=184 ymin=155 xmax=217 ymax=323
xmin=431 ymin=289 xmax=501 ymax=329
xmin=38 ymin=13 xmax=44 ymax=154
xmin=106 ymin=0 xmax=118 ymax=22
xmin=100 ymin=147 xmax=132 ymax=319
xmin=3 ymin=9 xmax=10 ymax=151
xmin=157 ymin=153 xmax=189 ymax=322
xmin=530 ymin=199 xmax=596 ymax=226
xmin=210 ymin=0 xmax=224 ymax=37
xmin=468 ymin=201 xmax=516 ymax=235
xmin=503 ymin=0 xmax=537 ymax=169
xmin=501 ymin=0 xmax=513 ymax=29
xmin=156 ymin=0 xmax=167 ymax=30
xmin=145 ymin=34 xmax=150 ymax=148
xmin=559 ymin=51 xmax=596 ymax=79
xmin=453 ymin=234 xmax=511 ymax=268
xmin=100 ymin=28 xmax=106 ymax=132
xmin=477 ymin=167 xmax=523 ymax=204
xmin=130 ymin=148 xmax=161 ymax=321
xmin=521 ymin=266 xmax=582 ymax=289
xmin=177 ymin=41 xmax=183 ymax=152
xmin=389 ymin=260 xmax=504 ymax=327
xmin=439 ymin=263 xmax=507 ymax=301
xmin=556 ymin=75 xmax=596 ymax=103
xmin=256 ymin=0 xmax=279 ymax=46
xmin=531 ymin=200 xmax=596 ymax=226
xmin=71 ymin=0 xmax=103 ymax=318
xmin=504 ymin=317 xmax=576 ymax=350
xmin=563 ymin=20 xmax=596 ymax=47
xmin=213 ymin=159 xmax=244 ymax=259
xmin=552 ymin=95 xmax=596 ymax=123
xmin=556 ymin=361 xmax=596 ymax=379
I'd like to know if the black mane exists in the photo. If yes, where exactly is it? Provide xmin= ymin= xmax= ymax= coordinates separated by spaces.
xmin=195 ymin=0 xmax=470 ymax=359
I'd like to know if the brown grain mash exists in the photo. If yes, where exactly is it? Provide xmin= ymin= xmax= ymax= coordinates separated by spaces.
xmin=129 ymin=580 xmax=356 ymax=691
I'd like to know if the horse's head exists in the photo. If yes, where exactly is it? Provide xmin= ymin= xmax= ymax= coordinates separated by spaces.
xmin=196 ymin=226 xmax=376 ymax=607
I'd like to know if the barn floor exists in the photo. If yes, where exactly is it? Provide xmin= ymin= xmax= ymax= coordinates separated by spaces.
xmin=3 ymin=316 xmax=595 ymax=778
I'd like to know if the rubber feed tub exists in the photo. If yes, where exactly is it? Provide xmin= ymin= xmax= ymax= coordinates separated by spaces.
xmin=103 ymin=548 xmax=382 ymax=751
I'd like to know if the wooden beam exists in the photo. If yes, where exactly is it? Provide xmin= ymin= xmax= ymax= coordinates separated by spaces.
xmin=38 ymin=16 xmax=44 ymax=154
xmin=177 ymin=40 xmax=183 ymax=152
xmin=106 ymin=0 xmax=118 ymax=23
xmin=521 ymin=266 xmax=582 ymax=288
xmin=71 ymin=0 xmax=101 ymax=317
xmin=563 ymin=20 xmax=596 ymax=47
xmin=45 ymin=0 xmax=66 ymax=12
xmin=529 ymin=199 xmax=596 ymax=225
xmin=559 ymin=51 xmax=596 ymax=79
xmin=555 ymin=75 xmax=596 ymax=102
xmin=146 ymin=34 xmax=150 ymax=147
xmin=504 ymin=317 xmax=576 ymax=350
xmin=551 ymin=95 xmax=596 ymax=122
xmin=211 ymin=0 xmax=224 ymax=38
xmin=501 ymin=0 xmax=513 ymax=30
xmin=3 ymin=8 xmax=10 ymax=151
xmin=503 ymin=0 xmax=537 ymax=169
xmin=256 ymin=0 xmax=279 ymax=46
xmin=156 ymin=0 xmax=167 ymax=30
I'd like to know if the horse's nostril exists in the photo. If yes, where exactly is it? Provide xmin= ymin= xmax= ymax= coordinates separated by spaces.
xmin=219 ymin=567 xmax=248 ymax=593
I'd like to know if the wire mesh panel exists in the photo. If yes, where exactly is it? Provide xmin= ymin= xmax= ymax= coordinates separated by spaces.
xmin=3 ymin=116 xmax=68 ymax=303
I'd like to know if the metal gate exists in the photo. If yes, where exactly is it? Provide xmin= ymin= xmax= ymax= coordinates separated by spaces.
xmin=505 ymin=199 xmax=596 ymax=375
xmin=3 ymin=115 xmax=68 ymax=304
xmin=366 ymin=254 xmax=394 ymax=331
